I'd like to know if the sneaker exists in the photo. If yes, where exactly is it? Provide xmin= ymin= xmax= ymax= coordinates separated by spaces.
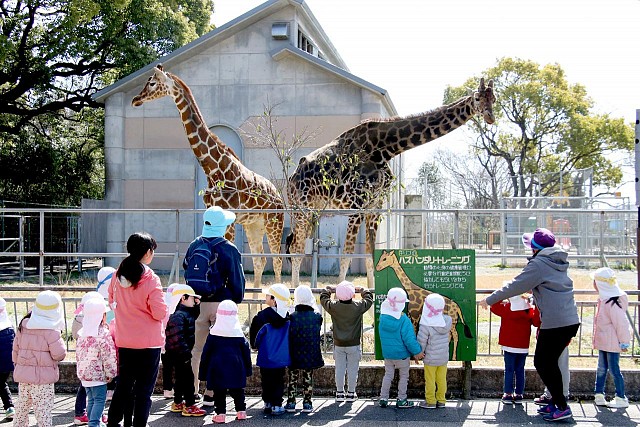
xmin=378 ymin=399 xmax=388 ymax=408
xmin=284 ymin=402 xmax=296 ymax=413
xmin=236 ymin=411 xmax=247 ymax=420
xmin=5 ymin=407 xmax=15 ymax=420
xmin=262 ymin=402 xmax=272 ymax=414
xmin=170 ymin=402 xmax=185 ymax=413
xmin=537 ymin=403 xmax=556 ymax=415
xmin=396 ymin=399 xmax=414 ymax=408
xmin=513 ymin=395 xmax=523 ymax=405
xmin=534 ymin=394 xmax=553 ymax=406
xmin=193 ymin=393 xmax=203 ymax=403
xmin=101 ymin=413 xmax=108 ymax=423
xmin=106 ymin=390 xmax=114 ymax=401
xmin=543 ymin=407 xmax=573 ymax=422
xmin=606 ymin=396 xmax=629 ymax=408
xmin=212 ymin=414 xmax=226 ymax=424
xmin=418 ymin=401 xmax=437 ymax=409
xmin=501 ymin=393 xmax=513 ymax=404
xmin=594 ymin=393 xmax=607 ymax=406
xmin=182 ymin=405 xmax=206 ymax=417
xmin=436 ymin=401 xmax=446 ymax=408
xmin=202 ymin=394 xmax=215 ymax=407
xmin=336 ymin=391 xmax=345 ymax=402
xmin=163 ymin=389 xmax=174 ymax=399
xmin=74 ymin=413 xmax=89 ymax=425
xmin=302 ymin=402 xmax=313 ymax=413
xmin=346 ymin=391 xmax=357 ymax=402
xmin=271 ymin=406 xmax=285 ymax=416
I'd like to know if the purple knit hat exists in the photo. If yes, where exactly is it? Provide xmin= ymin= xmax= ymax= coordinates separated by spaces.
xmin=522 ymin=228 xmax=556 ymax=250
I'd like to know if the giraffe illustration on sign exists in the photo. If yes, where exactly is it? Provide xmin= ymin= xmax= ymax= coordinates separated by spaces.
xmin=132 ymin=64 xmax=284 ymax=286
xmin=287 ymin=79 xmax=495 ymax=288
xmin=375 ymin=249 xmax=473 ymax=360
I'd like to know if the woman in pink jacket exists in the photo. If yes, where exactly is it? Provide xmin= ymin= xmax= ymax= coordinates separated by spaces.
xmin=591 ymin=267 xmax=631 ymax=409
xmin=107 ymin=232 xmax=168 ymax=427
xmin=12 ymin=290 xmax=67 ymax=427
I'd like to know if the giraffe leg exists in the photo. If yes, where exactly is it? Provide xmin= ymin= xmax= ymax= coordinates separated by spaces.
xmin=339 ymin=215 xmax=363 ymax=283
xmin=244 ymin=221 xmax=267 ymax=287
xmin=265 ymin=212 xmax=284 ymax=283
xmin=290 ymin=214 xmax=312 ymax=287
xmin=450 ymin=322 xmax=460 ymax=361
xmin=364 ymin=214 xmax=380 ymax=288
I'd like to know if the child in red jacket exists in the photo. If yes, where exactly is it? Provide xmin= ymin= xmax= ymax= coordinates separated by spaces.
xmin=490 ymin=294 xmax=540 ymax=404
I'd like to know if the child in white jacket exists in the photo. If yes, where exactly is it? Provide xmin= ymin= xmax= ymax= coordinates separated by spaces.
xmin=76 ymin=296 xmax=117 ymax=427
xmin=416 ymin=293 xmax=452 ymax=409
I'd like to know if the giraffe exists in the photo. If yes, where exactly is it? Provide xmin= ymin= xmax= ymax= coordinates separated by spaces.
xmin=375 ymin=249 xmax=473 ymax=360
xmin=287 ymin=79 xmax=495 ymax=288
xmin=132 ymin=64 xmax=284 ymax=286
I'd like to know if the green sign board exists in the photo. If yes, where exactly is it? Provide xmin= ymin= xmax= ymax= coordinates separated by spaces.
xmin=373 ymin=249 xmax=476 ymax=361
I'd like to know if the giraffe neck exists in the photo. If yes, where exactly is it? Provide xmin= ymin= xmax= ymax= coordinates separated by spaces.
xmin=364 ymin=95 xmax=476 ymax=159
xmin=168 ymin=74 xmax=240 ymax=175
xmin=389 ymin=261 xmax=422 ymax=291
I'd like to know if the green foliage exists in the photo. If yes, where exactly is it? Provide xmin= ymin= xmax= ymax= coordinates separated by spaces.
xmin=444 ymin=58 xmax=634 ymax=202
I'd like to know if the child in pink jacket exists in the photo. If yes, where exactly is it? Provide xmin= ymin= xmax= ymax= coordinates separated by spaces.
xmin=76 ymin=296 xmax=118 ymax=427
xmin=591 ymin=267 xmax=631 ymax=408
xmin=12 ymin=290 xmax=67 ymax=427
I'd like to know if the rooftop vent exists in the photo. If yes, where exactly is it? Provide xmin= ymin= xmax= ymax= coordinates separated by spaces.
xmin=272 ymin=22 xmax=289 ymax=40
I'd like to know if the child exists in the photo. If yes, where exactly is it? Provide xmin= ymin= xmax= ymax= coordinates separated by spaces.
xmin=0 ymin=297 xmax=15 ymax=420
xmin=161 ymin=283 xmax=180 ymax=399
xmin=249 ymin=283 xmax=291 ymax=416
xmin=377 ymin=288 xmax=424 ymax=409
xmin=285 ymin=286 xmax=324 ymax=413
xmin=591 ymin=267 xmax=631 ymax=408
xmin=164 ymin=284 xmax=205 ymax=417
xmin=417 ymin=293 xmax=451 ymax=409
xmin=12 ymin=290 xmax=67 ymax=427
xmin=320 ymin=280 xmax=373 ymax=402
xmin=199 ymin=300 xmax=252 ymax=423
xmin=76 ymin=297 xmax=118 ymax=427
xmin=489 ymin=294 xmax=540 ymax=405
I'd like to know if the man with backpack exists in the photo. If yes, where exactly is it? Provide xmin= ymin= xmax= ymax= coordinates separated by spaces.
xmin=184 ymin=206 xmax=246 ymax=407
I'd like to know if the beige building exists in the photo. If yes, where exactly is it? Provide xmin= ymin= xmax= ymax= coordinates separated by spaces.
xmin=92 ymin=0 xmax=404 ymax=275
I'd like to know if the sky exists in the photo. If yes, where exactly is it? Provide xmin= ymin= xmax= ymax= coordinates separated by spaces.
xmin=211 ymin=0 xmax=640 ymax=200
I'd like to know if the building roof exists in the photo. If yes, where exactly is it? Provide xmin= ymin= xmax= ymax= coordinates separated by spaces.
xmin=92 ymin=0 xmax=397 ymax=115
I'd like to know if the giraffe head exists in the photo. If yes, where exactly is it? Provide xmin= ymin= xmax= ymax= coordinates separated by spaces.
xmin=375 ymin=250 xmax=398 ymax=271
xmin=472 ymin=78 xmax=496 ymax=125
xmin=131 ymin=64 xmax=175 ymax=107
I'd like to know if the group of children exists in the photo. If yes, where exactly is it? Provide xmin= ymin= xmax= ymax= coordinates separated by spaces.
xmin=0 ymin=266 xmax=633 ymax=425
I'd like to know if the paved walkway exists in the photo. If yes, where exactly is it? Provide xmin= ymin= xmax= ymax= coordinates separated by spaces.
xmin=5 ymin=395 xmax=639 ymax=427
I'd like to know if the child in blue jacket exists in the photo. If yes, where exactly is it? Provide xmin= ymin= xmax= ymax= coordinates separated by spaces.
xmin=377 ymin=288 xmax=424 ymax=408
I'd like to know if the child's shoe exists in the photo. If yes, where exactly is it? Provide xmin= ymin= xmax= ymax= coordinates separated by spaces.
xmin=594 ymin=393 xmax=607 ymax=406
xmin=302 ymin=402 xmax=313 ymax=413
xmin=378 ymin=398 xmax=388 ymax=408
xmin=418 ymin=401 xmax=437 ymax=409
xmin=202 ymin=394 xmax=215 ymax=407
xmin=606 ymin=396 xmax=629 ymax=408
xmin=335 ymin=391 xmax=345 ymax=402
xmin=436 ymin=401 xmax=446 ymax=408
xmin=284 ymin=402 xmax=296 ymax=413
xmin=534 ymin=394 xmax=553 ymax=406
xmin=262 ymin=402 xmax=272 ymax=414
xmin=5 ymin=407 xmax=15 ymax=420
xmin=74 ymin=413 xmax=89 ymax=425
xmin=182 ymin=405 xmax=206 ymax=417
xmin=346 ymin=391 xmax=357 ymax=402
xmin=212 ymin=414 xmax=226 ymax=424
xmin=236 ymin=411 xmax=247 ymax=420
xmin=542 ymin=406 xmax=572 ymax=421
xmin=513 ymin=395 xmax=523 ymax=405
xmin=396 ymin=399 xmax=414 ymax=408
xmin=101 ymin=413 xmax=108 ymax=423
xmin=537 ymin=403 xmax=556 ymax=414
xmin=501 ymin=393 xmax=513 ymax=404
xmin=271 ymin=406 xmax=285 ymax=416
xmin=170 ymin=402 xmax=185 ymax=413
xmin=163 ymin=389 xmax=174 ymax=399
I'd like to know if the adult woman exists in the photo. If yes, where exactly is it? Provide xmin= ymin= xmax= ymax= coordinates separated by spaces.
xmin=107 ymin=232 xmax=167 ymax=427
xmin=479 ymin=228 xmax=579 ymax=422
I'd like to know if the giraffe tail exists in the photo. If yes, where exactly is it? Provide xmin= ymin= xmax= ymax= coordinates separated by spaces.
xmin=455 ymin=305 xmax=474 ymax=339
xmin=284 ymin=231 xmax=294 ymax=265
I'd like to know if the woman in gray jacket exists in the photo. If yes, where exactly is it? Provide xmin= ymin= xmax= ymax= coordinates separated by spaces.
xmin=480 ymin=228 xmax=579 ymax=422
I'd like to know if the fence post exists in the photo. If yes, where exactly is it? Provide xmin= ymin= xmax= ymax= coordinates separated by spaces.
xmin=500 ymin=200 xmax=506 ymax=266
xmin=19 ymin=215 xmax=24 ymax=281
xmin=599 ymin=211 xmax=605 ymax=267
xmin=39 ymin=210 xmax=44 ymax=286
xmin=311 ymin=221 xmax=319 ymax=288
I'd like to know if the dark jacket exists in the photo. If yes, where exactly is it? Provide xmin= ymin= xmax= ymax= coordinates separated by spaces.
xmin=250 ymin=306 xmax=290 ymax=368
xmin=183 ymin=237 xmax=245 ymax=303
xmin=289 ymin=306 xmax=324 ymax=370
xmin=0 ymin=327 xmax=15 ymax=372
xmin=164 ymin=304 xmax=197 ymax=359
xmin=199 ymin=335 xmax=252 ymax=390
xmin=320 ymin=289 xmax=374 ymax=347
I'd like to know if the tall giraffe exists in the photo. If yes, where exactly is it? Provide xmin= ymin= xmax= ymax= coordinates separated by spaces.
xmin=132 ymin=64 xmax=284 ymax=286
xmin=375 ymin=249 xmax=473 ymax=360
xmin=287 ymin=79 xmax=495 ymax=288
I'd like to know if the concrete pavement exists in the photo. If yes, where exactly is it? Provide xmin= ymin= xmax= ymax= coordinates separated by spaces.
xmin=7 ymin=394 xmax=640 ymax=427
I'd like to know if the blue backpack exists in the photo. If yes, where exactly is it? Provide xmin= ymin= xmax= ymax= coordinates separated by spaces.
xmin=255 ymin=322 xmax=291 ymax=368
xmin=184 ymin=237 xmax=224 ymax=299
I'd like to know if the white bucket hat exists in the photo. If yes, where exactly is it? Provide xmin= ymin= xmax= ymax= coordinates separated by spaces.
xmin=28 ymin=290 xmax=65 ymax=331
xmin=75 ymin=291 xmax=104 ymax=315
xmin=380 ymin=287 xmax=408 ymax=319
xmin=0 ymin=297 xmax=13 ymax=330
xmin=78 ymin=297 xmax=109 ymax=337
xmin=209 ymin=300 xmax=244 ymax=338
xmin=420 ymin=293 xmax=445 ymax=327
xmin=591 ymin=267 xmax=625 ymax=300
xmin=264 ymin=283 xmax=290 ymax=318
xmin=96 ymin=266 xmax=116 ymax=299
xmin=509 ymin=295 xmax=532 ymax=311
xmin=166 ymin=284 xmax=200 ymax=315
xmin=294 ymin=285 xmax=318 ymax=311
